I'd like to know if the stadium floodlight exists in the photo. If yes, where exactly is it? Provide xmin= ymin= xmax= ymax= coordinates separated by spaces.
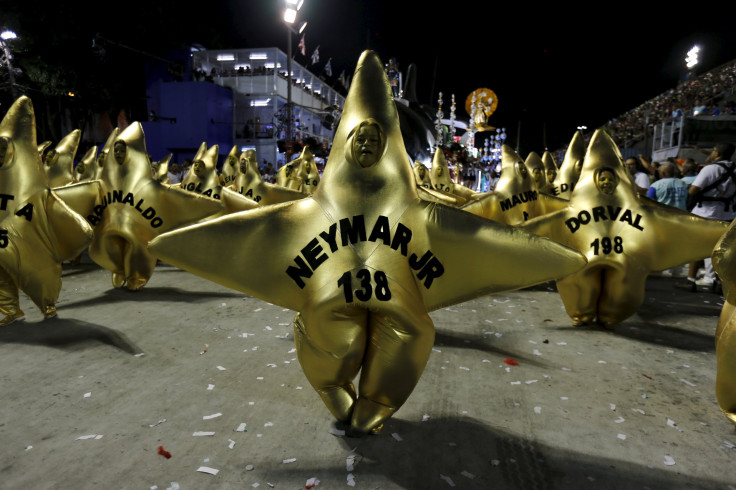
xmin=686 ymin=45 xmax=700 ymax=69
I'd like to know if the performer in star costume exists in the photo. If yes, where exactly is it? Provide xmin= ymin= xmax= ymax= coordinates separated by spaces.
xmin=542 ymin=151 xmax=559 ymax=193
xmin=74 ymin=146 xmax=98 ymax=182
xmin=711 ymin=222 xmax=736 ymax=426
xmin=219 ymin=145 xmax=240 ymax=186
xmin=413 ymin=162 xmax=432 ymax=189
xmin=522 ymin=129 xmax=729 ymax=327
xmin=55 ymin=123 xmax=225 ymax=290
xmin=230 ymin=149 xmax=308 ymax=205
xmin=149 ymin=51 xmax=586 ymax=435
xmin=461 ymin=145 xmax=567 ymax=225
xmin=525 ymin=151 xmax=557 ymax=196
xmin=178 ymin=142 xmax=258 ymax=215
xmin=428 ymin=149 xmax=478 ymax=203
xmin=0 ymin=96 xmax=93 ymax=324
xmin=276 ymin=157 xmax=304 ymax=190
xmin=152 ymin=153 xmax=172 ymax=184
xmin=298 ymin=147 xmax=321 ymax=194
xmin=550 ymin=131 xmax=586 ymax=199
xmin=44 ymin=129 xmax=80 ymax=187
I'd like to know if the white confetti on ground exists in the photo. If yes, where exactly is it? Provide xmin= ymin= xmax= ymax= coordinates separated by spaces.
xmin=282 ymin=458 xmax=296 ymax=464
xmin=305 ymin=477 xmax=319 ymax=487
xmin=610 ymin=404 xmax=616 ymax=411
xmin=193 ymin=431 xmax=215 ymax=437
xmin=216 ymin=366 xmax=226 ymax=371
xmin=392 ymin=433 xmax=403 ymax=441
xmin=422 ymin=414 xmax=430 ymax=422
xmin=461 ymin=471 xmax=475 ymax=479
xmin=680 ymin=378 xmax=697 ymax=387
xmin=664 ymin=455 xmax=676 ymax=466
xmin=533 ymin=350 xmax=542 ymax=356
xmin=83 ymin=392 xmax=91 ymax=398
xmin=440 ymin=474 xmax=456 ymax=487
xmin=347 ymin=474 xmax=355 ymax=487
xmin=510 ymin=381 xmax=521 ymax=385
xmin=534 ymin=406 xmax=542 ymax=414
xmin=207 ymin=384 xmax=215 ymax=391
xmin=614 ymin=417 xmax=625 ymax=424
xmin=525 ymin=380 xmax=538 ymax=384
xmin=235 ymin=423 xmax=246 ymax=432
xmin=75 ymin=434 xmax=103 ymax=440
xmin=197 ymin=466 xmax=219 ymax=475
xmin=617 ymin=434 xmax=627 ymax=440
xmin=228 ymin=439 xmax=235 ymax=449
xmin=203 ymin=413 xmax=222 ymax=420
xmin=459 ymin=366 xmax=470 ymax=371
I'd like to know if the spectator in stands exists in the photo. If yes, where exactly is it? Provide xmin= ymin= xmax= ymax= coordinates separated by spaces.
xmin=646 ymin=162 xmax=688 ymax=209
xmin=625 ymin=157 xmax=650 ymax=195
xmin=676 ymin=142 xmax=736 ymax=293
xmin=681 ymin=159 xmax=698 ymax=185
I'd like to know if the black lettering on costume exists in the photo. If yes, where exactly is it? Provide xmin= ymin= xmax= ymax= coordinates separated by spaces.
xmin=94 ymin=205 xmax=104 ymax=217
xmin=340 ymin=215 xmax=366 ymax=246
xmin=560 ymin=183 xmax=569 ymax=192
xmin=417 ymin=256 xmax=444 ymax=288
xmin=202 ymin=188 xmax=213 ymax=197
xmin=135 ymin=199 xmax=144 ymax=212
xmin=142 ymin=207 xmax=156 ymax=219
xmin=500 ymin=198 xmax=512 ymax=211
xmin=592 ymin=206 xmax=607 ymax=222
xmin=368 ymin=215 xmax=391 ymax=245
xmin=112 ymin=190 xmax=123 ymax=203
xmin=123 ymin=192 xmax=135 ymax=206
xmin=286 ymin=256 xmax=313 ymax=289
xmin=409 ymin=250 xmax=433 ymax=270
xmin=14 ymin=203 xmax=33 ymax=221
xmin=391 ymin=223 xmax=412 ymax=256
xmin=565 ymin=217 xmax=579 ymax=233
xmin=632 ymin=213 xmax=644 ymax=230
xmin=607 ymin=205 xmax=621 ymax=220
xmin=578 ymin=210 xmax=591 ymax=225
xmin=87 ymin=215 xmax=100 ymax=226
xmin=0 ymin=194 xmax=14 ymax=210
xmin=151 ymin=217 xmax=163 ymax=228
xmin=301 ymin=237 xmax=328 ymax=271
xmin=512 ymin=195 xmax=522 ymax=206
xmin=319 ymin=223 xmax=339 ymax=252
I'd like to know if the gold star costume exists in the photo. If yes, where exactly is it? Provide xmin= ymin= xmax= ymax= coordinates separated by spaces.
xmin=219 ymin=145 xmax=240 ymax=186
xmin=74 ymin=146 xmax=98 ymax=182
xmin=461 ymin=146 xmax=567 ymax=225
xmin=413 ymin=162 xmax=432 ymax=189
xmin=428 ymin=149 xmax=477 ymax=203
xmin=149 ymin=51 xmax=587 ymax=435
xmin=230 ymin=149 xmax=308 ymax=205
xmin=0 ymin=97 xmax=93 ymax=323
xmin=550 ymin=131 xmax=586 ymax=199
xmin=55 ymin=123 xmax=224 ymax=290
xmin=542 ymin=151 xmax=559 ymax=193
xmin=276 ymin=158 xmax=304 ymax=190
xmin=710 ymin=222 xmax=736 ymax=426
xmin=298 ymin=147 xmax=321 ymax=194
xmin=526 ymin=151 xmax=557 ymax=196
xmin=153 ymin=153 xmax=172 ymax=184
xmin=178 ymin=142 xmax=258 ymax=215
xmin=38 ymin=140 xmax=51 ymax=156
xmin=44 ymin=129 xmax=80 ymax=187
xmin=522 ymin=129 xmax=729 ymax=327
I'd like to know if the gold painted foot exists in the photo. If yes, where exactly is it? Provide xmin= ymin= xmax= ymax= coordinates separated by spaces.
xmin=112 ymin=273 xmax=125 ymax=288
xmin=0 ymin=309 xmax=24 ymax=326
xmin=42 ymin=305 xmax=57 ymax=319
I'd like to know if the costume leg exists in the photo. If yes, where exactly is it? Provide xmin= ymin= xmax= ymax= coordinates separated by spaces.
xmin=350 ymin=304 xmax=435 ymax=433
xmin=0 ymin=266 xmax=22 ymax=323
xmin=716 ymin=303 xmax=736 ymax=426
xmin=556 ymin=267 xmax=603 ymax=326
xmin=295 ymin=295 xmax=368 ymax=424
xmin=124 ymin=243 xmax=157 ymax=291
xmin=597 ymin=267 xmax=647 ymax=327
xmin=18 ymin=261 xmax=62 ymax=319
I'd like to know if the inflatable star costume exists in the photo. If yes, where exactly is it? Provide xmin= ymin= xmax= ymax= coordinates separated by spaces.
xmin=149 ymin=51 xmax=586 ymax=435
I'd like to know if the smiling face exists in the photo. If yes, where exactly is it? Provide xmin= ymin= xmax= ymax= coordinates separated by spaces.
xmin=515 ymin=161 xmax=528 ymax=179
xmin=596 ymin=168 xmax=618 ymax=195
xmin=192 ymin=160 xmax=205 ymax=177
xmin=546 ymin=167 xmax=557 ymax=184
xmin=351 ymin=122 xmax=383 ymax=168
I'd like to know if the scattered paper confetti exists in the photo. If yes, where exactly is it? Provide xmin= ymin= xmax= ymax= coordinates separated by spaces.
xmin=664 ymin=455 xmax=675 ymax=466
xmin=329 ymin=427 xmax=345 ymax=437
xmin=207 ymin=384 xmax=215 ymax=390
xmin=459 ymin=366 xmax=470 ymax=371
xmin=617 ymin=434 xmax=627 ymax=440
xmin=245 ymin=465 xmax=254 ymax=471
xmin=610 ymin=404 xmax=616 ymax=411
xmin=598 ymin=360 xmax=607 ymax=364
xmin=149 ymin=419 xmax=166 ymax=428
xmin=253 ymin=308 xmax=262 ymax=312
xmin=525 ymin=380 xmax=538 ymax=384
xmin=228 ymin=439 xmax=236 ymax=449
xmin=461 ymin=471 xmax=475 ymax=479
xmin=75 ymin=434 xmax=103 ymax=440
xmin=216 ymin=366 xmax=226 ymax=371
xmin=533 ymin=349 xmax=542 ymax=356
xmin=534 ymin=406 xmax=542 ymax=414
xmin=680 ymin=378 xmax=697 ymax=387
xmin=633 ymin=409 xmax=646 ymax=415
xmin=235 ymin=423 xmax=247 ymax=432
xmin=667 ymin=419 xmax=683 ymax=432
xmin=491 ymin=460 xmax=500 ymax=466
xmin=197 ymin=466 xmax=219 ymax=475
xmin=158 ymin=446 xmax=172 ymax=459
xmin=422 ymin=414 xmax=430 ymax=422
xmin=614 ymin=417 xmax=625 ymax=424
xmin=83 ymin=392 xmax=91 ymax=398
xmin=192 ymin=431 xmax=215 ymax=437
xmin=722 ymin=440 xmax=736 ymax=449
xmin=347 ymin=474 xmax=355 ymax=487
xmin=346 ymin=455 xmax=356 ymax=471
xmin=25 ymin=446 xmax=32 ymax=451
xmin=203 ymin=413 xmax=222 ymax=420
xmin=503 ymin=358 xmax=519 ymax=366
xmin=264 ymin=422 xmax=274 ymax=427
xmin=561 ymin=397 xmax=569 ymax=401
xmin=282 ymin=458 xmax=297 ymax=464
xmin=510 ymin=381 xmax=521 ymax=385
xmin=439 ymin=474 xmax=456 ymax=487
xmin=134 ymin=352 xmax=145 ymax=357
xmin=557 ymin=342 xmax=567 ymax=346
xmin=392 ymin=433 xmax=403 ymax=442
xmin=305 ymin=477 xmax=320 ymax=488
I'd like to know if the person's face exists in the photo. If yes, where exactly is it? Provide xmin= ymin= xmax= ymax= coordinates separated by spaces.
xmin=76 ymin=163 xmax=86 ymax=174
xmin=417 ymin=166 xmax=426 ymax=179
xmin=113 ymin=142 xmax=127 ymax=165
xmin=45 ymin=150 xmax=58 ymax=166
xmin=546 ymin=168 xmax=557 ymax=183
xmin=625 ymin=159 xmax=637 ymax=175
xmin=353 ymin=124 xmax=381 ymax=168
xmin=228 ymin=155 xmax=237 ymax=168
xmin=597 ymin=170 xmax=617 ymax=195
xmin=193 ymin=160 xmax=205 ymax=176
xmin=531 ymin=167 xmax=543 ymax=185
xmin=239 ymin=155 xmax=249 ymax=173
xmin=515 ymin=162 xmax=528 ymax=178
xmin=0 ymin=138 xmax=11 ymax=167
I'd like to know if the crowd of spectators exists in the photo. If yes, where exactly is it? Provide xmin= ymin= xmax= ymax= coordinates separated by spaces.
xmin=605 ymin=59 xmax=736 ymax=149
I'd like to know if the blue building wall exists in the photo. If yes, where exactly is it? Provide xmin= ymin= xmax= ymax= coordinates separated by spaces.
xmin=142 ymin=80 xmax=233 ymax=167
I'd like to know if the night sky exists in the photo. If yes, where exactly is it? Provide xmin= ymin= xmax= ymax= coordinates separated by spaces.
xmin=4 ymin=0 xmax=736 ymax=154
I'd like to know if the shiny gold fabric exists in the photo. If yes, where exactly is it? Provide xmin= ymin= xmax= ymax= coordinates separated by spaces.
xmin=75 ymin=146 xmax=98 ymax=182
xmin=711 ymin=221 xmax=736 ymax=425
xmin=461 ymin=146 xmax=567 ymax=225
xmin=54 ymin=123 xmax=224 ymax=290
xmin=219 ymin=145 xmax=240 ymax=186
xmin=178 ymin=142 xmax=258 ymax=215
xmin=550 ymin=131 xmax=586 ymax=199
xmin=0 ymin=97 xmax=93 ymax=323
xmin=428 ymin=149 xmax=477 ymax=203
xmin=523 ymin=129 xmax=729 ymax=327
xmin=230 ymin=149 xmax=308 ymax=205
xmin=413 ymin=162 xmax=432 ymax=189
xmin=153 ymin=153 xmax=172 ymax=184
xmin=44 ymin=130 xmax=80 ymax=187
xmin=541 ymin=151 xmax=559 ymax=195
xmin=298 ymin=147 xmax=321 ymax=194
xmin=149 ymin=51 xmax=586 ymax=435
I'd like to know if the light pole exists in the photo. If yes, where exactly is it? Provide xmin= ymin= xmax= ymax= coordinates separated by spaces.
xmin=282 ymin=0 xmax=307 ymax=145
xmin=0 ymin=30 xmax=19 ymax=100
